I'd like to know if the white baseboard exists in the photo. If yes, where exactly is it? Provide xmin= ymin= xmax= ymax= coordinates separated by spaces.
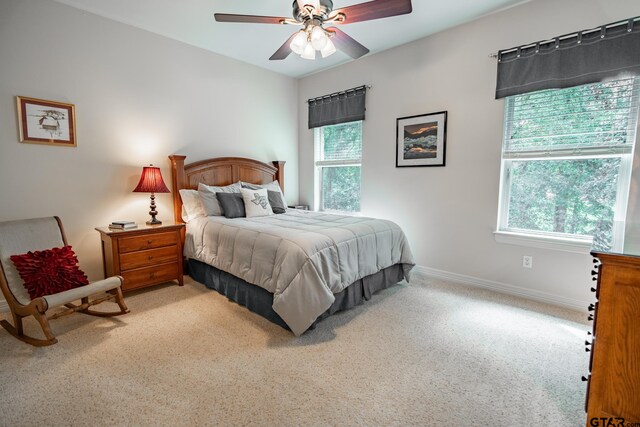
xmin=412 ymin=265 xmax=589 ymax=313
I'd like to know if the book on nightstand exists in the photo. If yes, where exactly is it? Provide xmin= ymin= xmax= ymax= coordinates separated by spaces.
xmin=109 ymin=221 xmax=137 ymax=230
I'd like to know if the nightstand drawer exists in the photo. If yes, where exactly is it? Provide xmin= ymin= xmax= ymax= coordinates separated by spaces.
xmin=121 ymin=262 xmax=180 ymax=291
xmin=119 ymin=232 xmax=178 ymax=253
xmin=119 ymin=246 xmax=178 ymax=271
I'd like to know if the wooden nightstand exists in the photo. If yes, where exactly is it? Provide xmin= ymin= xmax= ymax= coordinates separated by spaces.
xmin=95 ymin=223 xmax=185 ymax=292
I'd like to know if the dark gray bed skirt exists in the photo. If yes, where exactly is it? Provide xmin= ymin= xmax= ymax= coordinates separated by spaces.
xmin=187 ymin=259 xmax=406 ymax=332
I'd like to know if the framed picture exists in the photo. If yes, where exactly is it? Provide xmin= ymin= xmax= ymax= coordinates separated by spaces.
xmin=396 ymin=111 xmax=447 ymax=167
xmin=16 ymin=96 xmax=76 ymax=147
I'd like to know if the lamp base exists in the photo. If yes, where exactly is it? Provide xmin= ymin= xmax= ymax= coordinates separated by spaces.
xmin=146 ymin=193 xmax=162 ymax=225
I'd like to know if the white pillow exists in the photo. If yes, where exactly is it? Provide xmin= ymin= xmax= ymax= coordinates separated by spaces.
xmin=240 ymin=180 xmax=287 ymax=208
xmin=198 ymin=182 xmax=241 ymax=216
xmin=240 ymin=188 xmax=273 ymax=218
xmin=179 ymin=189 xmax=205 ymax=222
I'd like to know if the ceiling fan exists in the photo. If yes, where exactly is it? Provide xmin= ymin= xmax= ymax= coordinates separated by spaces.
xmin=214 ymin=0 xmax=413 ymax=61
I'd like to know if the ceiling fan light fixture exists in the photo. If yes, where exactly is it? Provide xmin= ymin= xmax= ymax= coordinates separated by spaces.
xmin=320 ymin=37 xmax=336 ymax=58
xmin=310 ymin=25 xmax=328 ymax=50
xmin=301 ymin=42 xmax=316 ymax=60
xmin=290 ymin=30 xmax=308 ymax=55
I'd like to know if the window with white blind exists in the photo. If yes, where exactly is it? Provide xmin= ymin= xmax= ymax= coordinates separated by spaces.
xmin=496 ymin=77 xmax=640 ymax=250
xmin=314 ymin=121 xmax=362 ymax=213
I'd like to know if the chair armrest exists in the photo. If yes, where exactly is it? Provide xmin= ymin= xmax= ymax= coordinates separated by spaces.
xmin=43 ymin=276 xmax=123 ymax=309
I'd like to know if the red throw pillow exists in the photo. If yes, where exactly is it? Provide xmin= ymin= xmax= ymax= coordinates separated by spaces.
xmin=10 ymin=246 xmax=89 ymax=300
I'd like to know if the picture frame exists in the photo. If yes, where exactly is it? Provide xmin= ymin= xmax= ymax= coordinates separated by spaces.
xmin=16 ymin=96 xmax=76 ymax=147
xmin=396 ymin=111 xmax=447 ymax=167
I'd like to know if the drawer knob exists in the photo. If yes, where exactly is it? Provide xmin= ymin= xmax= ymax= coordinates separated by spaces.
xmin=588 ymin=304 xmax=595 ymax=311
xmin=150 ymin=272 xmax=156 ymax=279
xmin=590 ymin=287 xmax=596 ymax=292
xmin=147 ymin=239 xmax=153 ymax=244
xmin=148 ymin=256 xmax=153 ymax=261
xmin=588 ymin=314 xmax=594 ymax=321
xmin=591 ymin=270 xmax=598 ymax=275
xmin=581 ymin=376 xmax=588 ymax=382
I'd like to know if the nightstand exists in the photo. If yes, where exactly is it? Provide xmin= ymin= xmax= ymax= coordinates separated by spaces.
xmin=95 ymin=223 xmax=185 ymax=292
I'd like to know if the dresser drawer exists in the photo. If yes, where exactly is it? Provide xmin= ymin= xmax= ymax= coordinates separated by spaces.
xmin=121 ymin=262 xmax=180 ymax=291
xmin=118 ymin=231 xmax=178 ymax=253
xmin=119 ymin=246 xmax=178 ymax=271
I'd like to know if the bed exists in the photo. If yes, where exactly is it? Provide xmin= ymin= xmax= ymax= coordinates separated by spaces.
xmin=169 ymin=155 xmax=415 ymax=335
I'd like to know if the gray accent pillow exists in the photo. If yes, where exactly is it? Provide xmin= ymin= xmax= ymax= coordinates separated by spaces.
xmin=198 ymin=182 xmax=241 ymax=216
xmin=216 ymin=192 xmax=246 ymax=218
xmin=268 ymin=190 xmax=286 ymax=214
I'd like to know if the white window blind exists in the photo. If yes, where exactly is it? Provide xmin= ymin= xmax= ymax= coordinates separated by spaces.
xmin=317 ymin=121 xmax=362 ymax=165
xmin=503 ymin=77 xmax=640 ymax=159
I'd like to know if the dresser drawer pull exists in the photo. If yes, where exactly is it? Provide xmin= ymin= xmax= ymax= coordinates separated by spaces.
xmin=147 ymin=239 xmax=153 ymax=244
xmin=148 ymin=256 xmax=153 ymax=261
xmin=150 ymin=272 xmax=156 ymax=279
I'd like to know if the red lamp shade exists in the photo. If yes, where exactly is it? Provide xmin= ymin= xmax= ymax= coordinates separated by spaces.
xmin=133 ymin=165 xmax=170 ymax=225
xmin=133 ymin=166 xmax=170 ymax=194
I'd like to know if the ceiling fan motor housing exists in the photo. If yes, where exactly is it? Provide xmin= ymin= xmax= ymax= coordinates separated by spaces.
xmin=292 ymin=0 xmax=334 ymax=22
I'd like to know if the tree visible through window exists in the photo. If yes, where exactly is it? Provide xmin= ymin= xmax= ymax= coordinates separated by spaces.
xmin=498 ymin=77 xmax=640 ymax=248
xmin=315 ymin=121 xmax=362 ymax=213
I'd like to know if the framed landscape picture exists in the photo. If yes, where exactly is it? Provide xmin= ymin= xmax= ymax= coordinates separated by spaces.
xmin=396 ymin=111 xmax=447 ymax=167
xmin=16 ymin=96 xmax=76 ymax=147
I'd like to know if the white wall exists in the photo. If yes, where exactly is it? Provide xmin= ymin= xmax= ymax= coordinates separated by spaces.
xmin=0 ymin=0 xmax=299 ymax=293
xmin=298 ymin=0 xmax=640 ymax=309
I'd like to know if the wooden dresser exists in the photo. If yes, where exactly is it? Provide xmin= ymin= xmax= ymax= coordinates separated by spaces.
xmin=95 ymin=223 xmax=185 ymax=292
xmin=585 ymin=251 xmax=640 ymax=425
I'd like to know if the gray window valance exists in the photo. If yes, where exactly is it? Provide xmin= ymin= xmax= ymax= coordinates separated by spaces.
xmin=496 ymin=17 xmax=640 ymax=99
xmin=308 ymin=85 xmax=367 ymax=129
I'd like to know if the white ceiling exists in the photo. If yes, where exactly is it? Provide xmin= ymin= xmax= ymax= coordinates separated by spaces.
xmin=53 ymin=0 xmax=528 ymax=78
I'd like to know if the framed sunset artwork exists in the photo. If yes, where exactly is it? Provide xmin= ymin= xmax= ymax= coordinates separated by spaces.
xmin=396 ymin=111 xmax=447 ymax=167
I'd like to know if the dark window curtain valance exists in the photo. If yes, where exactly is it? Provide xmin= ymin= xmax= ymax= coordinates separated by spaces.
xmin=308 ymin=85 xmax=367 ymax=129
xmin=496 ymin=17 xmax=640 ymax=99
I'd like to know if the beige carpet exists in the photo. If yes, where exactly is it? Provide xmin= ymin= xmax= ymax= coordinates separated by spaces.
xmin=0 ymin=274 xmax=588 ymax=427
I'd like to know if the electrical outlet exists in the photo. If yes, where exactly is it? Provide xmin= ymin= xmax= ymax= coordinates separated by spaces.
xmin=522 ymin=256 xmax=533 ymax=269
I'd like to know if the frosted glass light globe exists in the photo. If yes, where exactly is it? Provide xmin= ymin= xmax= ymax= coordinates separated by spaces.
xmin=310 ymin=26 xmax=328 ymax=50
xmin=301 ymin=42 xmax=316 ymax=60
xmin=290 ymin=30 xmax=308 ymax=55
xmin=320 ymin=38 xmax=337 ymax=58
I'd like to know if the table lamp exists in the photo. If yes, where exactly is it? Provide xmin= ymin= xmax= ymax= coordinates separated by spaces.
xmin=133 ymin=164 xmax=170 ymax=225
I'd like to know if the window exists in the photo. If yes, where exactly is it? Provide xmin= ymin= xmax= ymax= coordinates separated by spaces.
xmin=497 ymin=77 xmax=640 ymax=250
xmin=315 ymin=121 xmax=362 ymax=213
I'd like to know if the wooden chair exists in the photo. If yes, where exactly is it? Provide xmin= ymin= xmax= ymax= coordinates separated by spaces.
xmin=0 ymin=217 xmax=129 ymax=346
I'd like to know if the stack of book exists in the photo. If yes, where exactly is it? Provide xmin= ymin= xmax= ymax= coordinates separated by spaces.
xmin=108 ymin=220 xmax=137 ymax=230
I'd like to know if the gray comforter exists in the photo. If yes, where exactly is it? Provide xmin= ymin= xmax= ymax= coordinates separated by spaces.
xmin=185 ymin=210 xmax=415 ymax=335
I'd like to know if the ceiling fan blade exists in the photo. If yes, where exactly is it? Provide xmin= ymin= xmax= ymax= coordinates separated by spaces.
xmin=269 ymin=33 xmax=298 ymax=61
xmin=214 ymin=13 xmax=289 ymax=25
xmin=330 ymin=0 xmax=412 ymax=24
xmin=326 ymin=27 xmax=370 ymax=59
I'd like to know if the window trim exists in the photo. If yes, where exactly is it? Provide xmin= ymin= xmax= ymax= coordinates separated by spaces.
xmin=493 ymin=230 xmax=592 ymax=254
xmin=496 ymin=78 xmax=640 ymax=252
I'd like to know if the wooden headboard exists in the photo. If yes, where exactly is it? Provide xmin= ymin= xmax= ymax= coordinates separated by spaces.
xmin=168 ymin=155 xmax=285 ymax=224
